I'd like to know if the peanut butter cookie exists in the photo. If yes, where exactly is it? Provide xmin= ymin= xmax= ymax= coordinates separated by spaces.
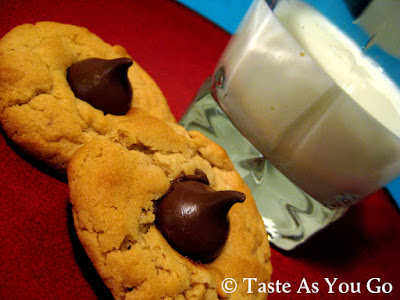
xmin=68 ymin=114 xmax=272 ymax=299
xmin=0 ymin=22 xmax=175 ymax=171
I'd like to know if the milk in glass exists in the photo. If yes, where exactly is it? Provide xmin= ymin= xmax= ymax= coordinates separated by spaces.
xmin=180 ymin=0 xmax=400 ymax=249
xmin=214 ymin=0 xmax=400 ymax=207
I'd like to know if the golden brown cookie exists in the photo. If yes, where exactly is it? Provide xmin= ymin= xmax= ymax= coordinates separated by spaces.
xmin=0 ymin=22 xmax=175 ymax=171
xmin=68 ymin=114 xmax=272 ymax=299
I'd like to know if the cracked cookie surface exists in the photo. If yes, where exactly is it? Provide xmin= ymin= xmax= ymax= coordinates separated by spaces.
xmin=68 ymin=114 xmax=272 ymax=299
xmin=0 ymin=22 xmax=175 ymax=171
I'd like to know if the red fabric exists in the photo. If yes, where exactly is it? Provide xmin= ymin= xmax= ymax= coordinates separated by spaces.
xmin=0 ymin=0 xmax=399 ymax=299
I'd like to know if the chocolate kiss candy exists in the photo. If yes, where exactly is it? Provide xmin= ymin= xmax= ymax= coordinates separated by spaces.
xmin=156 ymin=178 xmax=245 ymax=263
xmin=67 ymin=57 xmax=133 ymax=115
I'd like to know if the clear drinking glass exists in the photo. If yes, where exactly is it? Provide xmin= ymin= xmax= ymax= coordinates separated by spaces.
xmin=180 ymin=0 xmax=400 ymax=250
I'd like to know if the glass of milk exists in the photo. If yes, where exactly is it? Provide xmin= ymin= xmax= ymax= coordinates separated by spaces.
xmin=180 ymin=0 xmax=400 ymax=250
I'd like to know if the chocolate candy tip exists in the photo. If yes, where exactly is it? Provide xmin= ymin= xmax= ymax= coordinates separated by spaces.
xmin=155 ymin=171 xmax=245 ymax=263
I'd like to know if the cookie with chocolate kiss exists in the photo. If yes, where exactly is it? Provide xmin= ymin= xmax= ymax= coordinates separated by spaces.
xmin=0 ymin=22 xmax=175 ymax=171
xmin=68 ymin=114 xmax=272 ymax=299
